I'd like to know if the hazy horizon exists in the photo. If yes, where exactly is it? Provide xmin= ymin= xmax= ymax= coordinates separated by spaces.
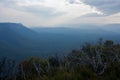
xmin=0 ymin=0 xmax=120 ymax=59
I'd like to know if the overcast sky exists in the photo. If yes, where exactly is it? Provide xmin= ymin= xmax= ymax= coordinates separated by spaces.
xmin=0 ymin=0 xmax=120 ymax=27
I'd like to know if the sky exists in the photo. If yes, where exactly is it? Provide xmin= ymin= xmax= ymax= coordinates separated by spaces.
xmin=0 ymin=0 xmax=120 ymax=27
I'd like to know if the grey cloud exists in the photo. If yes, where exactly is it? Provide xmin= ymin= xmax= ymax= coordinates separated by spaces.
xmin=0 ymin=0 xmax=60 ymax=18
xmin=67 ymin=0 xmax=76 ymax=4
xmin=80 ymin=13 xmax=105 ymax=17
xmin=0 ymin=0 xmax=17 ymax=6
xmin=81 ymin=0 xmax=120 ymax=14
xmin=21 ymin=6 xmax=64 ymax=17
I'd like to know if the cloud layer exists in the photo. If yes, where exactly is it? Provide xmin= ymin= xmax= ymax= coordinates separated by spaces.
xmin=81 ymin=0 xmax=120 ymax=14
xmin=0 ymin=0 xmax=120 ymax=27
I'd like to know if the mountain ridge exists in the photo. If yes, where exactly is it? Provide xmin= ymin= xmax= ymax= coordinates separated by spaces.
xmin=0 ymin=22 xmax=120 ymax=60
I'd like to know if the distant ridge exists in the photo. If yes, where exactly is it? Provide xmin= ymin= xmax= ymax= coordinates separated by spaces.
xmin=0 ymin=22 xmax=38 ymax=36
xmin=0 ymin=22 xmax=39 ymax=60
xmin=0 ymin=22 xmax=120 ymax=60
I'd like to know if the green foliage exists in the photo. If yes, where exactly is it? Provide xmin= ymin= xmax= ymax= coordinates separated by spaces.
xmin=1 ymin=40 xmax=120 ymax=80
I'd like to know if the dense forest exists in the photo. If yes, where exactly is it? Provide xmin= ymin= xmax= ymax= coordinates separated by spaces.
xmin=0 ymin=39 xmax=120 ymax=80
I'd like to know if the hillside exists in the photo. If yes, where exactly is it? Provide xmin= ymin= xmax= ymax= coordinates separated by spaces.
xmin=0 ymin=23 xmax=38 ymax=60
xmin=0 ymin=23 xmax=120 ymax=60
